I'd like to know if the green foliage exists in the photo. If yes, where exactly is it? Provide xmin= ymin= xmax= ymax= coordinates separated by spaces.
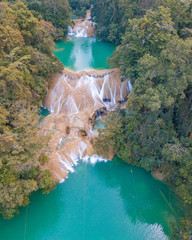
xmin=27 ymin=0 xmax=71 ymax=40
xmin=94 ymin=109 xmax=175 ymax=171
xmin=172 ymin=217 xmax=192 ymax=240
xmin=91 ymin=0 xmax=159 ymax=45
xmin=0 ymin=2 xmax=63 ymax=103
xmin=39 ymin=153 xmax=49 ymax=165
xmin=110 ymin=6 xmax=176 ymax=78
xmin=162 ymin=0 xmax=192 ymax=38
xmin=69 ymin=0 xmax=91 ymax=18
xmin=94 ymin=0 xmax=192 ymax=236
xmin=0 ymin=179 xmax=38 ymax=219
xmin=0 ymin=102 xmax=55 ymax=219
xmin=39 ymin=170 xmax=56 ymax=194
xmin=0 ymin=1 xmax=63 ymax=219
xmin=92 ymin=0 xmax=192 ymax=45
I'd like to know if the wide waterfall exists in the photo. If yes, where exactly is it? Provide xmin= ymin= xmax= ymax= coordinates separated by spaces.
xmin=45 ymin=70 xmax=130 ymax=115
xmin=41 ymin=69 xmax=131 ymax=181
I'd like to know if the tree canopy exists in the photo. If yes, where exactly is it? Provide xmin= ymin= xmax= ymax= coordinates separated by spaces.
xmin=0 ymin=1 xmax=65 ymax=219
xmin=93 ymin=1 xmax=192 ymax=238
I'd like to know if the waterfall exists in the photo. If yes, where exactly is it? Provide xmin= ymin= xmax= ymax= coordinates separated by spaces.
xmin=68 ymin=9 xmax=95 ymax=38
xmin=56 ymin=140 xmax=109 ymax=179
xmin=75 ymin=28 xmax=88 ymax=38
xmin=68 ymin=26 xmax=74 ymax=36
xmin=41 ymin=9 xmax=131 ymax=182
xmin=56 ymin=152 xmax=74 ymax=173
xmin=69 ymin=25 xmax=90 ymax=38
xmin=45 ymin=71 xmax=130 ymax=115
xmin=43 ymin=69 xmax=131 ymax=181
xmin=119 ymin=84 xmax=124 ymax=102
xmin=128 ymin=80 xmax=132 ymax=94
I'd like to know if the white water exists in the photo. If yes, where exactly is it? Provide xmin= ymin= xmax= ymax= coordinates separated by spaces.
xmin=68 ymin=23 xmax=89 ymax=38
xmin=68 ymin=9 xmax=95 ymax=38
xmin=56 ymin=139 xmax=109 ymax=182
xmin=46 ymin=73 xmax=131 ymax=115
xmin=75 ymin=27 xmax=88 ymax=38
xmin=71 ymin=38 xmax=95 ymax=71
xmin=69 ymin=24 xmax=91 ymax=38
xmin=68 ymin=26 xmax=75 ymax=36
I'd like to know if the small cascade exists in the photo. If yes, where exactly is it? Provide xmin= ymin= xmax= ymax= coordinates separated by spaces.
xmin=119 ymin=84 xmax=124 ymax=103
xmin=127 ymin=80 xmax=132 ymax=94
xmin=68 ymin=9 xmax=95 ymax=38
xmin=68 ymin=26 xmax=74 ymax=36
xmin=82 ymin=155 xmax=109 ymax=165
xmin=56 ymin=139 xmax=109 ymax=181
xmin=57 ymin=152 xmax=75 ymax=174
xmin=75 ymin=28 xmax=88 ymax=38
xmin=95 ymin=109 xmax=102 ymax=120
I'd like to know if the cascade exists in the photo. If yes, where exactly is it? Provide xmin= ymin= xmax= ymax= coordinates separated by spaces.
xmin=68 ymin=9 xmax=95 ymax=38
xmin=40 ymin=7 xmax=131 ymax=182
xmin=45 ymin=69 xmax=130 ymax=115
xmin=68 ymin=26 xmax=74 ymax=36
xmin=41 ymin=69 xmax=131 ymax=181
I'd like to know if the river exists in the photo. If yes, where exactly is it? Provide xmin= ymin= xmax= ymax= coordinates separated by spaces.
xmin=0 ymin=33 xmax=185 ymax=240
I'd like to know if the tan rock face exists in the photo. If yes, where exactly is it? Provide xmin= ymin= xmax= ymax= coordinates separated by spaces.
xmin=40 ymin=68 xmax=131 ymax=182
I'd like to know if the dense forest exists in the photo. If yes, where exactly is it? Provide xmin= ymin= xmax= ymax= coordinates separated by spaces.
xmin=0 ymin=0 xmax=70 ymax=219
xmin=0 ymin=0 xmax=192 ymax=239
xmin=92 ymin=0 xmax=192 ymax=239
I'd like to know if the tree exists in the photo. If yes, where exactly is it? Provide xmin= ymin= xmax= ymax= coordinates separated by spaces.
xmin=0 ymin=1 xmax=64 ymax=219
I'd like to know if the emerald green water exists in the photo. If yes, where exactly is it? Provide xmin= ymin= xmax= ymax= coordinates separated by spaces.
xmin=0 ymin=37 xmax=184 ymax=239
xmin=94 ymin=119 xmax=107 ymax=130
xmin=0 ymin=157 xmax=183 ymax=240
xmin=38 ymin=107 xmax=50 ymax=122
xmin=54 ymin=36 xmax=115 ymax=71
